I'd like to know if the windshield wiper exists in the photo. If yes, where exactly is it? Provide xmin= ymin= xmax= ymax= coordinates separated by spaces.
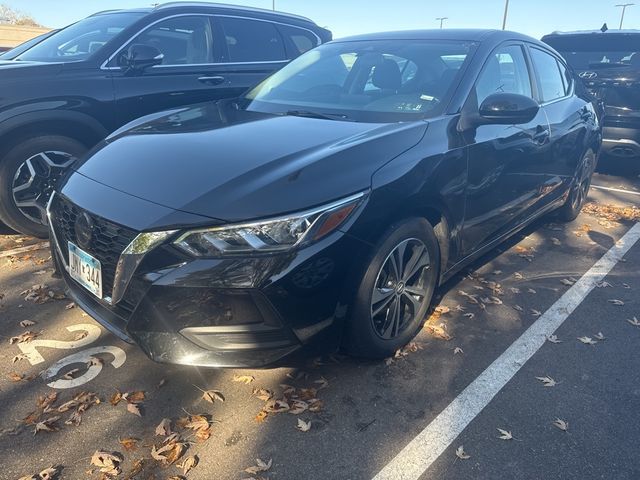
xmin=282 ymin=110 xmax=352 ymax=121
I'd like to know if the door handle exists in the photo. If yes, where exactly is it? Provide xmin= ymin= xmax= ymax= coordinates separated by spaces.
xmin=198 ymin=75 xmax=225 ymax=85
xmin=533 ymin=125 xmax=550 ymax=145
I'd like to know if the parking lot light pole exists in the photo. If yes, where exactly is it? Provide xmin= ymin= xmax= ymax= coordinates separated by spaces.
xmin=502 ymin=0 xmax=510 ymax=30
xmin=436 ymin=17 xmax=448 ymax=29
xmin=272 ymin=0 xmax=276 ymax=10
xmin=616 ymin=3 xmax=634 ymax=29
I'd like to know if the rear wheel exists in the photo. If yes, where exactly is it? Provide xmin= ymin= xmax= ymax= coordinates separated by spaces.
xmin=0 ymin=135 xmax=86 ymax=237
xmin=346 ymin=218 xmax=440 ymax=358
xmin=556 ymin=151 xmax=596 ymax=222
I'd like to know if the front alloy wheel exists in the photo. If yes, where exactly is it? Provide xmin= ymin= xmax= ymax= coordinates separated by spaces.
xmin=346 ymin=217 xmax=440 ymax=358
xmin=12 ymin=150 xmax=76 ymax=226
xmin=0 ymin=135 xmax=86 ymax=237
xmin=371 ymin=238 xmax=431 ymax=339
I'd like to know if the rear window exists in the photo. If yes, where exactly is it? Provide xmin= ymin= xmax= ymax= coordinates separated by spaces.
xmin=219 ymin=17 xmax=286 ymax=62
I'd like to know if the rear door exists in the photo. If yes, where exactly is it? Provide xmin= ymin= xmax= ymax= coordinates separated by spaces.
xmin=461 ymin=43 xmax=551 ymax=255
xmin=528 ymin=45 xmax=589 ymax=202
xmin=208 ymin=16 xmax=291 ymax=97
xmin=110 ymin=14 xmax=233 ymax=125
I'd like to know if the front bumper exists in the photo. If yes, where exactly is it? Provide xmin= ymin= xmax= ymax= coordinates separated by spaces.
xmin=49 ymin=197 xmax=371 ymax=368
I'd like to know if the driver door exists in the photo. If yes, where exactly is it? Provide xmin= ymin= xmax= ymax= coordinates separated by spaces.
xmin=109 ymin=15 xmax=232 ymax=126
xmin=461 ymin=43 xmax=551 ymax=255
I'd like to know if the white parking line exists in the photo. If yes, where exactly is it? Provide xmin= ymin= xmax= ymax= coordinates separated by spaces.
xmin=591 ymin=185 xmax=640 ymax=196
xmin=373 ymin=222 xmax=640 ymax=480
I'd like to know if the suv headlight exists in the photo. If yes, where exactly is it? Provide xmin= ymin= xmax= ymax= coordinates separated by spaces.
xmin=174 ymin=192 xmax=365 ymax=257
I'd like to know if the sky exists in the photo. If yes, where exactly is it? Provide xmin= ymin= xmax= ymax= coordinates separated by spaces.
xmin=3 ymin=0 xmax=638 ymax=40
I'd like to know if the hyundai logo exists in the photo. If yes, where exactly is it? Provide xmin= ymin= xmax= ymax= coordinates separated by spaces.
xmin=74 ymin=211 xmax=94 ymax=250
xmin=579 ymin=71 xmax=598 ymax=79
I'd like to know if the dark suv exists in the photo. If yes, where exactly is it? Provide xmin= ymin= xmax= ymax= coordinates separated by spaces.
xmin=0 ymin=3 xmax=331 ymax=237
xmin=543 ymin=29 xmax=640 ymax=171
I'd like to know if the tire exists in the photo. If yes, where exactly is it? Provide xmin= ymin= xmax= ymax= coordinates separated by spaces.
xmin=345 ymin=217 xmax=440 ymax=359
xmin=0 ymin=135 xmax=86 ymax=238
xmin=556 ymin=150 xmax=596 ymax=223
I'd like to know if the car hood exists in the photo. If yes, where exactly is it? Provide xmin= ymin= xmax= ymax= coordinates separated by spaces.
xmin=75 ymin=102 xmax=428 ymax=222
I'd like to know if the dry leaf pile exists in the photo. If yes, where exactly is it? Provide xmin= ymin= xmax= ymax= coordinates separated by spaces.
xmin=19 ymin=284 xmax=66 ymax=304
xmin=22 ymin=390 xmax=100 ymax=435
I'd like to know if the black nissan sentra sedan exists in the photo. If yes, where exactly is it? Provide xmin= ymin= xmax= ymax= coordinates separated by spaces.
xmin=49 ymin=29 xmax=600 ymax=368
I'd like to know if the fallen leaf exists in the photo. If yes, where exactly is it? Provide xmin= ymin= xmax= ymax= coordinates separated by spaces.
xmin=73 ymin=331 xmax=87 ymax=341
xmin=296 ymin=418 xmax=311 ymax=432
xmin=425 ymin=324 xmax=452 ymax=341
xmin=155 ymin=418 xmax=173 ymax=436
xmin=514 ymin=272 xmax=524 ymax=280
xmin=435 ymin=305 xmax=451 ymax=314
xmin=578 ymin=336 xmax=597 ymax=345
xmin=200 ymin=388 xmax=225 ymax=404
xmin=65 ymin=302 xmax=75 ymax=310
xmin=118 ymin=437 xmax=138 ymax=451
xmin=19 ymin=320 xmax=36 ymax=327
xmin=527 ymin=288 xmax=537 ymax=294
xmin=125 ymin=391 xmax=145 ymax=403
xmin=560 ymin=278 xmax=575 ymax=286
xmin=12 ymin=353 xmax=29 ymax=363
xmin=109 ymin=390 xmax=123 ymax=406
xmin=34 ymin=416 xmax=60 ymax=435
xmin=91 ymin=450 xmax=123 ymax=476
xmin=530 ymin=309 xmax=542 ymax=317
xmin=244 ymin=458 xmax=273 ymax=475
xmin=513 ymin=305 xmax=524 ymax=312
xmin=608 ymin=299 xmax=625 ymax=306
xmin=553 ymin=418 xmax=569 ymax=431
xmin=314 ymin=376 xmax=329 ymax=389
xmin=456 ymin=445 xmax=470 ymax=460
xmin=453 ymin=347 xmax=464 ymax=355
xmin=627 ymin=316 xmax=640 ymax=327
xmin=37 ymin=466 xmax=60 ymax=480
xmin=9 ymin=331 xmax=39 ymax=345
xmin=596 ymin=281 xmax=613 ymax=288
xmin=594 ymin=332 xmax=606 ymax=340
xmin=252 ymin=388 xmax=273 ymax=402
xmin=126 ymin=403 xmax=142 ymax=417
xmin=463 ymin=312 xmax=475 ymax=320
xmin=255 ymin=410 xmax=268 ymax=423
xmin=497 ymin=428 xmax=513 ymax=440
xmin=177 ymin=455 xmax=198 ymax=475
xmin=547 ymin=335 xmax=562 ymax=344
xmin=62 ymin=368 xmax=80 ymax=380
xmin=157 ymin=378 xmax=167 ymax=389
xmin=8 ymin=372 xmax=25 ymax=382
xmin=233 ymin=375 xmax=255 ymax=384
xmin=551 ymin=237 xmax=562 ymax=246
xmin=535 ymin=376 xmax=557 ymax=387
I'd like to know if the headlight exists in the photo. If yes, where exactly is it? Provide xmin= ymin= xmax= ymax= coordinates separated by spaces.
xmin=174 ymin=192 xmax=365 ymax=257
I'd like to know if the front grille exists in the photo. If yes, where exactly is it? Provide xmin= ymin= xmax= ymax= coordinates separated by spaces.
xmin=50 ymin=194 xmax=138 ymax=299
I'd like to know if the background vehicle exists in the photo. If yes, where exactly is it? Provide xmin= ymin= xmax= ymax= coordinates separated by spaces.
xmin=543 ymin=29 xmax=640 ymax=172
xmin=0 ymin=3 xmax=331 ymax=237
xmin=50 ymin=29 xmax=600 ymax=368
xmin=0 ymin=29 xmax=58 ymax=60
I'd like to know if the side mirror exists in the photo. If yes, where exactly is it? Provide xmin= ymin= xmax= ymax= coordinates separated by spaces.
xmin=478 ymin=93 xmax=540 ymax=125
xmin=120 ymin=44 xmax=164 ymax=72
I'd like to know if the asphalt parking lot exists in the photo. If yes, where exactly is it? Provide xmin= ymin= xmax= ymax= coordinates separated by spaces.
xmin=1 ymin=169 xmax=639 ymax=480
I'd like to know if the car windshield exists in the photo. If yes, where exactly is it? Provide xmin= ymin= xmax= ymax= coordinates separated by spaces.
xmin=16 ymin=12 xmax=145 ymax=62
xmin=545 ymin=35 xmax=640 ymax=70
xmin=241 ymin=39 xmax=475 ymax=123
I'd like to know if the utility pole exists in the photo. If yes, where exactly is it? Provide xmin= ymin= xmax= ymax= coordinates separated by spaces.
xmin=272 ymin=0 xmax=276 ymax=10
xmin=616 ymin=3 xmax=634 ymax=29
xmin=436 ymin=17 xmax=448 ymax=29
xmin=502 ymin=0 xmax=510 ymax=30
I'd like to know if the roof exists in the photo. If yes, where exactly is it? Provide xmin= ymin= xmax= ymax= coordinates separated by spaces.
xmin=543 ymin=29 xmax=640 ymax=38
xmin=154 ymin=2 xmax=315 ymax=23
xmin=336 ymin=29 xmax=538 ymax=43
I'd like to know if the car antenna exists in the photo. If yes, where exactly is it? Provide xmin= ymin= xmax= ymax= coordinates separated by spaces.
xmin=601 ymin=23 xmax=609 ymax=32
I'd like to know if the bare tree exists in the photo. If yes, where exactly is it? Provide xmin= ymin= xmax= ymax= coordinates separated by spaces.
xmin=0 ymin=4 xmax=42 ymax=27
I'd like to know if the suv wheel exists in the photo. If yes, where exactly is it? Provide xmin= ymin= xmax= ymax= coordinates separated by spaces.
xmin=0 ymin=135 xmax=86 ymax=237
xmin=346 ymin=218 xmax=440 ymax=358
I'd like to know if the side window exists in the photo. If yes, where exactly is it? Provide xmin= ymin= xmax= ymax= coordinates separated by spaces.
xmin=475 ymin=44 xmax=533 ymax=105
xmin=530 ymin=47 xmax=567 ymax=102
xmin=278 ymin=24 xmax=319 ymax=56
xmin=219 ymin=17 xmax=286 ymax=62
xmin=124 ymin=16 xmax=213 ymax=66
xmin=556 ymin=59 xmax=572 ymax=96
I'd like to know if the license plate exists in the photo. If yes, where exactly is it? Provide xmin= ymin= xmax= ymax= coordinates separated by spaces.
xmin=68 ymin=242 xmax=102 ymax=299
